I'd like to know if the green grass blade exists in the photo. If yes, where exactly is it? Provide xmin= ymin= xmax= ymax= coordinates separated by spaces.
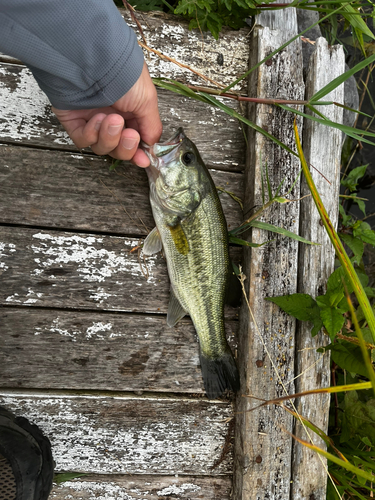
xmin=345 ymin=292 xmax=375 ymax=397
xmin=283 ymin=105 xmax=375 ymax=146
xmin=310 ymin=52 xmax=375 ymax=102
xmin=199 ymin=92 xmax=297 ymax=156
xmin=229 ymin=235 xmax=268 ymax=247
xmin=341 ymin=4 xmax=375 ymax=40
xmin=293 ymin=435 xmax=375 ymax=483
xmin=250 ymin=220 xmax=319 ymax=245
xmin=293 ymin=121 xmax=375 ymax=343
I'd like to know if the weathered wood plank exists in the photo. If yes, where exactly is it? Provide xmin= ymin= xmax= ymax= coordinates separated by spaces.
xmin=233 ymin=27 xmax=304 ymax=500
xmin=0 ymin=307 xmax=238 ymax=393
xmin=0 ymin=392 xmax=233 ymax=475
xmin=0 ymin=65 xmax=246 ymax=172
xmin=291 ymin=38 xmax=344 ymax=500
xmin=0 ymin=227 xmax=241 ymax=315
xmin=257 ymin=0 xmax=298 ymax=39
xmin=0 ymin=145 xmax=243 ymax=233
xmin=122 ymin=10 xmax=249 ymax=91
xmin=50 ymin=474 xmax=232 ymax=500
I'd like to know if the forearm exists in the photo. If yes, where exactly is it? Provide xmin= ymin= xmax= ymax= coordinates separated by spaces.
xmin=0 ymin=0 xmax=144 ymax=109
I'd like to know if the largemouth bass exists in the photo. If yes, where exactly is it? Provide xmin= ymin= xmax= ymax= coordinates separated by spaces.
xmin=142 ymin=128 xmax=240 ymax=399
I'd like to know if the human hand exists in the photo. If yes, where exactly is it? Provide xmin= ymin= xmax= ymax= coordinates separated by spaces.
xmin=52 ymin=63 xmax=162 ymax=167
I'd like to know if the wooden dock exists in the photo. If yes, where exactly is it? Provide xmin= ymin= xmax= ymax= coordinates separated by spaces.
xmin=0 ymin=7 xmax=345 ymax=500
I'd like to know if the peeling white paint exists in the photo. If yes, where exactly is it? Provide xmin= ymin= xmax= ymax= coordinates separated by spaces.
xmin=30 ymin=232 xmax=156 ymax=286
xmin=0 ymin=241 xmax=16 ymax=272
xmin=0 ymin=394 xmax=232 ymax=475
xmin=157 ymin=483 xmax=201 ymax=495
xmin=85 ymin=322 xmax=113 ymax=339
xmin=51 ymin=480 xmax=148 ymax=500
xmin=0 ymin=66 xmax=72 ymax=144
xmin=5 ymin=293 xmax=21 ymax=303
xmin=34 ymin=318 xmax=80 ymax=341
xmin=89 ymin=287 xmax=114 ymax=304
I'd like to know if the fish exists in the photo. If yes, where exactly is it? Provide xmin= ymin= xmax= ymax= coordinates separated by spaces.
xmin=141 ymin=128 xmax=240 ymax=399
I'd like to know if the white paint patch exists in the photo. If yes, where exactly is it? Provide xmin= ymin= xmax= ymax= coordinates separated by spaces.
xmin=89 ymin=287 xmax=113 ymax=304
xmin=0 ymin=395 xmax=232 ymax=475
xmin=85 ymin=322 xmax=113 ymax=340
xmin=70 ymin=154 xmax=84 ymax=159
xmin=0 ymin=242 xmax=16 ymax=272
xmin=5 ymin=293 xmax=21 ymax=303
xmin=30 ymin=232 xmax=156 ymax=286
xmin=51 ymin=480 xmax=148 ymax=500
xmin=34 ymin=318 xmax=80 ymax=341
xmin=157 ymin=482 xmax=201 ymax=495
xmin=0 ymin=66 xmax=72 ymax=144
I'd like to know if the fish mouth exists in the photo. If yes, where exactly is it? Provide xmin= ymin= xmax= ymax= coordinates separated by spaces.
xmin=141 ymin=128 xmax=186 ymax=169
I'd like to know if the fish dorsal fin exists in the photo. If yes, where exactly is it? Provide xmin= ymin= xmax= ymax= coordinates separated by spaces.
xmin=167 ymin=287 xmax=187 ymax=327
xmin=168 ymin=223 xmax=189 ymax=255
xmin=143 ymin=227 xmax=162 ymax=255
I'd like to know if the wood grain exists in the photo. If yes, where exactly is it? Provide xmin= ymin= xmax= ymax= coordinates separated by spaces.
xmin=0 ymin=145 xmax=243 ymax=234
xmin=0 ymin=392 xmax=233 ymax=475
xmin=0 ymin=307 xmax=238 ymax=393
xmin=291 ymin=38 xmax=344 ymax=500
xmin=0 ymin=227 xmax=241 ymax=315
xmin=233 ymin=26 xmax=305 ymax=500
xmin=50 ymin=474 xmax=232 ymax=500
xmin=257 ymin=0 xmax=299 ymax=39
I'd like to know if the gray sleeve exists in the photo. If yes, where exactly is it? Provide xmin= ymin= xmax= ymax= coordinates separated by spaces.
xmin=0 ymin=0 xmax=144 ymax=109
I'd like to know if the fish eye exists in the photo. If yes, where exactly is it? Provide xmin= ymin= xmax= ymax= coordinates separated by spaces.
xmin=182 ymin=152 xmax=195 ymax=166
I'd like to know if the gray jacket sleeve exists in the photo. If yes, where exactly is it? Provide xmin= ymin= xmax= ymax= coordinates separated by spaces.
xmin=0 ymin=0 xmax=144 ymax=109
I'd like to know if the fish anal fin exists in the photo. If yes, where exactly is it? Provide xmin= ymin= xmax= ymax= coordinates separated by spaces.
xmin=167 ymin=287 xmax=187 ymax=327
xmin=143 ymin=227 xmax=162 ymax=256
xmin=168 ymin=223 xmax=189 ymax=255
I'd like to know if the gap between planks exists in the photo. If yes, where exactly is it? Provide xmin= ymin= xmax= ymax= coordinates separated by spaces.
xmin=0 ymin=387 xmax=230 ymax=404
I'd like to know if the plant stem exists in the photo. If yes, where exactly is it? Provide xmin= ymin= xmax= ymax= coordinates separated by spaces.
xmin=185 ymin=84 xmax=310 ymax=104
xmin=294 ymin=120 xmax=375 ymax=343
xmin=243 ymin=198 xmax=277 ymax=226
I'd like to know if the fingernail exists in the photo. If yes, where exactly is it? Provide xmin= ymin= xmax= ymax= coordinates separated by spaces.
xmin=94 ymin=120 xmax=103 ymax=131
xmin=122 ymin=137 xmax=138 ymax=150
xmin=108 ymin=124 xmax=122 ymax=136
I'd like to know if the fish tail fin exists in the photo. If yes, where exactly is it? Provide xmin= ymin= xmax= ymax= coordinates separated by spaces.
xmin=199 ymin=348 xmax=240 ymax=399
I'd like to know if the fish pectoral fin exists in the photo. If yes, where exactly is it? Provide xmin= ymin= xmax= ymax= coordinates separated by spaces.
xmin=167 ymin=287 xmax=187 ymax=327
xmin=168 ymin=223 xmax=189 ymax=255
xmin=143 ymin=227 xmax=162 ymax=256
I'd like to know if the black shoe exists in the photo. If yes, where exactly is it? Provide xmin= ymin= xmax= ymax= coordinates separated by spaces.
xmin=0 ymin=406 xmax=53 ymax=500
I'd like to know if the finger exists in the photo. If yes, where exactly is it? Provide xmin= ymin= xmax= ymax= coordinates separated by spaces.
xmin=106 ymin=128 xmax=140 ymax=161
xmin=90 ymin=114 xmax=125 ymax=156
xmin=132 ymin=148 xmax=151 ymax=168
xmin=72 ymin=113 xmax=108 ymax=148
xmin=52 ymin=108 xmax=108 ymax=149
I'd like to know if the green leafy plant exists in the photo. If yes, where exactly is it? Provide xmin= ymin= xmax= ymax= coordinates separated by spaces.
xmin=126 ymin=0 xmax=375 ymax=43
